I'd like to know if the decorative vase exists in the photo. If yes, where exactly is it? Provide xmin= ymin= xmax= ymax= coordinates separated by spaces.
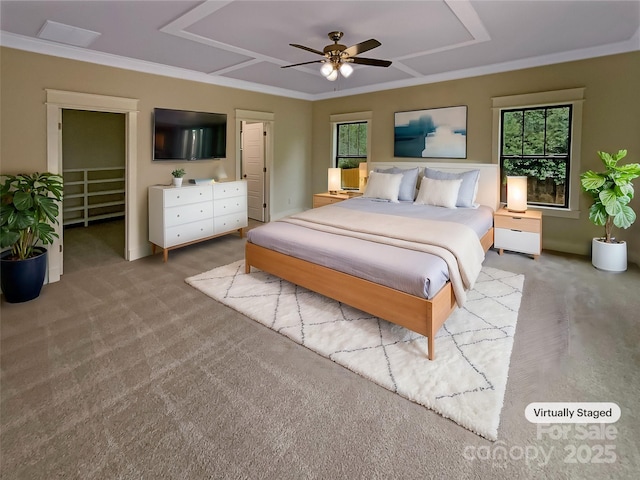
xmin=172 ymin=177 xmax=183 ymax=187
xmin=0 ymin=247 xmax=48 ymax=303
xmin=591 ymin=237 xmax=627 ymax=272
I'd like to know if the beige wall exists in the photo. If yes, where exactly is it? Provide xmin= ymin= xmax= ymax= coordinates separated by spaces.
xmin=312 ymin=51 xmax=640 ymax=263
xmin=1 ymin=47 xmax=638 ymax=265
xmin=62 ymin=110 xmax=125 ymax=170
xmin=0 ymin=47 xmax=313 ymax=259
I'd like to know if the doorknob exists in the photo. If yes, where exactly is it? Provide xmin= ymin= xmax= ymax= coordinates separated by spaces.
xmin=243 ymin=174 xmax=247 ymax=178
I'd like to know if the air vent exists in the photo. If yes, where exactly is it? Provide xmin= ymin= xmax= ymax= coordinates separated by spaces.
xmin=37 ymin=20 xmax=101 ymax=47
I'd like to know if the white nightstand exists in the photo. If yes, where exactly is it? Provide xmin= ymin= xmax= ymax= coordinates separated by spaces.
xmin=493 ymin=208 xmax=542 ymax=259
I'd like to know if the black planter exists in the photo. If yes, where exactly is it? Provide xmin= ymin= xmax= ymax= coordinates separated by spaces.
xmin=1 ymin=247 xmax=48 ymax=303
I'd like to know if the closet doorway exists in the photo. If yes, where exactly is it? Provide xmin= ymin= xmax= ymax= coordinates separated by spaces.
xmin=46 ymin=89 xmax=139 ymax=284
xmin=61 ymin=110 xmax=126 ymax=274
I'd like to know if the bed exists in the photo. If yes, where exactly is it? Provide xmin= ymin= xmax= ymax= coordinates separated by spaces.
xmin=245 ymin=162 xmax=500 ymax=360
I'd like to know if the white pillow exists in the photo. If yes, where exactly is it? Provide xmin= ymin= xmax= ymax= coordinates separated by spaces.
xmin=363 ymin=171 xmax=403 ymax=202
xmin=414 ymin=177 xmax=463 ymax=209
xmin=423 ymin=168 xmax=480 ymax=208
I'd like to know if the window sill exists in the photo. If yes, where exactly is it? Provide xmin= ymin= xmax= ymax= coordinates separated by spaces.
xmin=501 ymin=203 xmax=580 ymax=219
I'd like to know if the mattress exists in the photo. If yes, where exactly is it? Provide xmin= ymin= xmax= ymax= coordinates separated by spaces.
xmin=247 ymin=198 xmax=493 ymax=299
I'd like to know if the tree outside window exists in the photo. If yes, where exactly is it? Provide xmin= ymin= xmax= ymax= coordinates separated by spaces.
xmin=336 ymin=122 xmax=367 ymax=189
xmin=501 ymin=105 xmax=572 ymax=208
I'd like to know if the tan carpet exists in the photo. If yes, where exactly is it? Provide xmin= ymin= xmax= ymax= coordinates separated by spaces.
xmin=1 ymin=220 xmax=639 ymax=479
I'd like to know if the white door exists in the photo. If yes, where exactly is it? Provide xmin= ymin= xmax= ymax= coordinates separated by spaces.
xmin=242 ymin=122 xmax=265 ymax=221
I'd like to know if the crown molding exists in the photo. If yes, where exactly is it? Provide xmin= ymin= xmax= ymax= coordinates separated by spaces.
xmin=2 ymin=29 xmax=638 ymax=102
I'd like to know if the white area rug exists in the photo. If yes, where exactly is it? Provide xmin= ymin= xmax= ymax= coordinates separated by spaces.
xmin=186 ymin=261 xmax=524 ymax=440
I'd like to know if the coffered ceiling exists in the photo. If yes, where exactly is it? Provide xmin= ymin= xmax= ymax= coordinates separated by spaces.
xmin=1 ymin=0 xmax=638 ymax=100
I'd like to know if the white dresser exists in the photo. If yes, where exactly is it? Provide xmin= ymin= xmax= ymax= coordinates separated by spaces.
xmin=148 ymin=180 xmax=247 ymax=262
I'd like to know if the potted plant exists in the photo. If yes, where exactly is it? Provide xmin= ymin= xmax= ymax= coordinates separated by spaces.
xmin=171 ymin=168 xmax=186 ymax=187
xmin=580 ymin=149 xmax=640 ymax=272
xmin=0 ymin=172 xmax=63 ymax=302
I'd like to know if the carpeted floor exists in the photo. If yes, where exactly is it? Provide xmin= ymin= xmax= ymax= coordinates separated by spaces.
xmin=187 ymin=261 xmax=524 ymax=440
xmin=1 ymin=219 xmax=639 ymax=479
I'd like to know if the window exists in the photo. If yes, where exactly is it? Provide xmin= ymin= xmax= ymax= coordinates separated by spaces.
xmin=500 ymin=105 xmax=572 ymax=208
xmin=335 ymin=122 xmax=367 ymax=189
xmin=330 ymin=111 xmax=372 ymax=191
xmin=492 ymin=88 xmax=585 ymax=217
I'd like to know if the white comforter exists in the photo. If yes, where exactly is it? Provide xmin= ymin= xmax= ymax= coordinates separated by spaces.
xmin=280 ymin=206 xmax=485 ymax=306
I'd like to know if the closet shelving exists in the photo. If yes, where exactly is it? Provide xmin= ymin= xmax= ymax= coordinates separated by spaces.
xmin=63 ymin=167 xmax=125 ymax=226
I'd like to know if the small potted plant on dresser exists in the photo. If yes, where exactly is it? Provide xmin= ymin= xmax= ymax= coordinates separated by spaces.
xmin=580 ymin=149 xmax=640 ymax=272
xmin=0 ymin=172 xmax=63 ymax=302
xmin=171 ymin=168 xmax=186 ymax=187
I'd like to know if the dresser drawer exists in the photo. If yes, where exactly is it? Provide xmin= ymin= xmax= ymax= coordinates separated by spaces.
xmin=163 ymin=186 xmax=212 ymax=207
xmin=213 ymin=196 xmax=247 ymax=216
xmin=495 ymin=228 xmax=540 ymax=255
xmin=493 ymin=214 xmax=540 ymax=233
xmin=214 ymin=212 xmax=248 ymax=234
xmin=164 ymin=202 xmax=213 ymax=227
xmin=213 ymin=181 xmax=247 ymax=200
xmin=165 ymin=219 xmax=214 ymax=247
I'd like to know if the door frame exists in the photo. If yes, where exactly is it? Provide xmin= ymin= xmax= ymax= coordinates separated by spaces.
xmin=241 ymin=120 xmax=266 ymax=222
xmin=46 ymin=89 xmax=139 ymax=283
xmin=235 ymin=109 xmax=274 ymax=223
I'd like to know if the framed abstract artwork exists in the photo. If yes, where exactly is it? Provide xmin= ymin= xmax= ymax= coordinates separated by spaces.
xmin=394 ymin=105 xmax=467 ymax=158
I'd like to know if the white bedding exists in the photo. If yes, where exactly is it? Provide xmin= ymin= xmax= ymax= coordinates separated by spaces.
xmin=281 ymin=203 xmax=485 ymax=306
xmin=246 ymin=198 xmax=493 ymax=302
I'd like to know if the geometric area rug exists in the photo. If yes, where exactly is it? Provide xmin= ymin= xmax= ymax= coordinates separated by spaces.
xmin=186 ymin=261 xmax=524 ymax=441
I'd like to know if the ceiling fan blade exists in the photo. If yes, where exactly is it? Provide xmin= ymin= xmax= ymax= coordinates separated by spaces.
xmin=343 ymin=39 xmax=381 ymax=57
xmin=350 ymin=57 xmax=392 ymax=67
xmin=290 ymin=44 xmax=325 ymax=56
xmin=281 ymin=60 xmax=323 ymax=68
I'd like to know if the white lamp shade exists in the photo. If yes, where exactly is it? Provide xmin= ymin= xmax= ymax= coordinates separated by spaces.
xmin=328 ymin=167 xmax=342 ymax=193
xmin=327 ymin=69 xmax=338 ymax=81
xmin=320 ymin=62 xmax=333 ymax=77
xmin=506 ymin=176 xmax=528 ymax=212
xmin=339 ymin=62 xmax=353 ymax=78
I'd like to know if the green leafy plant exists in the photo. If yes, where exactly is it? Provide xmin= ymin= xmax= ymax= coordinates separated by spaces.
xmin=171 ymin=168 xmax=186 ymax=178
xmin=0 ymin=173 xmax=64 ymax=260
xmin=580 ymin=150 xmax=640 ymax=243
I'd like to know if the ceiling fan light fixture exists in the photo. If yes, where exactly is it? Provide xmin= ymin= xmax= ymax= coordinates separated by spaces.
xmin=284 ymin=31 xmax=390 ymax=81
xmin=339 ymin=62 xmax=353 ymax=78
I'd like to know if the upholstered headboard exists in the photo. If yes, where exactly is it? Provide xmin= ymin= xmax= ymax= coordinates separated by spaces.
xmin=370 ymin=161 xmax=500 ymax=211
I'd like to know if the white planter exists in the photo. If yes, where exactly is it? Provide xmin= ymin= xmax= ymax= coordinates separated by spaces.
xmin=172 ymin=177 xmax=183 ymax=187
xmin=591 ymin=237 xmax=627 ymax=272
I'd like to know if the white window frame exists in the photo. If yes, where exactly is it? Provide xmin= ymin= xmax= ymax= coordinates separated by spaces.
xmin=492 ymin=88 xmax=585 ymax=218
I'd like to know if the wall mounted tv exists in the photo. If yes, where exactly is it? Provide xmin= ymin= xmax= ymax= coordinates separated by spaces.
xmin=153 ymin=108 xmax=227 ymax=161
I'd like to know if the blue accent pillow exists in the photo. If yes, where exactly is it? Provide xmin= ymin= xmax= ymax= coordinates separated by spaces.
xmin=423 ymin=167 xmax=480 ymax=208
xmin=375 ymin=167 xmax=419 ymax=201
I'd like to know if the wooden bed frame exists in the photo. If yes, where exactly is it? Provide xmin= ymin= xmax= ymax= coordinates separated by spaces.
xmin=245 ymin=162 xmax=500 ymax=360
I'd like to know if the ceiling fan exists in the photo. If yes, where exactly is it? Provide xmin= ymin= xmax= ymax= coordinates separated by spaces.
xmin=282 ymin=31 xmax=392 ymax=81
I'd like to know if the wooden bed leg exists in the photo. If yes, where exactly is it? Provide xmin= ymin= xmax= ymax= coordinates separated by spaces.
xmin=245 ymin=262 xmax=251 ymax=274
xmin=428 ymin=336 xmax=435 ymax=360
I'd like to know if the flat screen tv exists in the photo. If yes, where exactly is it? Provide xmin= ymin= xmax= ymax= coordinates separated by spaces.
xmin=153 ymin=108 xmax=227 ymax=161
